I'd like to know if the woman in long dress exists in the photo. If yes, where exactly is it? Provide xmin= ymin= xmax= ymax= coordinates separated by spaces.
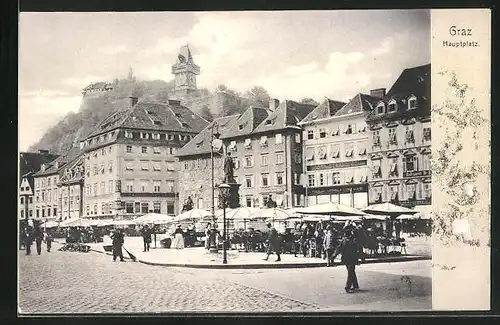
xmin=172 ymin=225 xmax=185 ymax=249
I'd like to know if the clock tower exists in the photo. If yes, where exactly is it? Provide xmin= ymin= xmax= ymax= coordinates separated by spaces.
xmin=171 ymin=45 xmax=200 ymax=97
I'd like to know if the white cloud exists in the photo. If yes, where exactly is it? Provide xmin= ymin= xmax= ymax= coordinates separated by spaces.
xmin=285 ymin=62 xmax=319 ymax=76
xmin=99 ymin=45 xmax=129 ymax=55
xmin=63 ymin=75 xmax=108 ymax=88
xmin=371 ymin=36 xmax=394 ymax=56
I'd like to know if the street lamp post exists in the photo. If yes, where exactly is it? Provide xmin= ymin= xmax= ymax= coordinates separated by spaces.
xmin=209 ymin=121 xmax=221 ymax=253
xmin=218 ymin=183 xmax=230 ymax=264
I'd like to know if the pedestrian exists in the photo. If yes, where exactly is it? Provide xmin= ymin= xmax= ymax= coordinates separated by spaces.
xmin=141 ymin=225 xmax=152 ymax=252
xmin=111 ymin=229 xmax=125 ymax=262
xmin=172 ymin=225 xmax=185 ymax=249
xmin=395 ymin=220 xmax=402 ymax=238
xmin=263 ymin=223 xmax=281 ymax=262
xmin=33 ymin=225 xmax=43 ymax=255
xmin=205 ymin=223 xmax=212 ymax=250
xmin=323 ymin=225 xmax=337 ymax=267
xmin=337 ymin=230 xmax=360 ymax=293
xmin=24 ymin=227 xmax=33 ymax=255
xmin=44 ymin=230 xmax=53 ymax=252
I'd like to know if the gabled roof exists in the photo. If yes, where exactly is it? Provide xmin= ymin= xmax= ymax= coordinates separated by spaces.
xmin=176 ymin=115 xmax=241 ymax=157
xmin=300 ymin=98 xmax=346 ymax=124
xmin=86 ymin=100 xmax=209 ymax=139
xmin=58 ymin=154 xmax=85 ymax=183
xmin=19 ymin=151 xmax=59 ymax=181
xmin=333 ymin=93 xmax=379 ymax=117
xmin=220 ymin=106 xmax=270 ymax=138
xmin=33 ymin=146 xmax=81 ymax=177
xmin=367 ymin=63 xmax=431 ymax=122
xmin=253 ymin=100 xmax=316 ymax=133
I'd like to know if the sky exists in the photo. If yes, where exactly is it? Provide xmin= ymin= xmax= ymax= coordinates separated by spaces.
xmin=19 ymin=10 xmax=430 ymax=151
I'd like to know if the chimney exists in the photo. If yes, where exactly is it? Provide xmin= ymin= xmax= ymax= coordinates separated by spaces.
xmin=269 ymin=98 xmax=280 ymax=111
xmin=370 ymin=88 xmax=386 ymax=99
xmin=168 ymin=99 xmax=181 ymax=106
xmin=127 ymin=96 xmax=138 ymax=109
xmin=38 ymin=149 xmax=49 ymax=155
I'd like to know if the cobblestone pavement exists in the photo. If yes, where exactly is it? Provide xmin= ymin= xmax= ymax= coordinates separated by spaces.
xmin=18 ymin=243 xmax=431 ymax=314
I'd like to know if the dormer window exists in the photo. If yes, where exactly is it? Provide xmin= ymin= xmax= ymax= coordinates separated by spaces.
xmin=260 ymin=136 xmax=268 ymax=146
xmin=345 ymin=124 xmax=353 ymax=134
xmin=387 ymin=99 xmax=398 ymax=113
xmin=376 ymin=103 xmax=385 ymax=114
xmin=228 ymin=141 xmax=237 ymax=151
xmin=244 ymin=138 xmax=252 ymax=149
xmin=332 ymin=128 xmax=340 ymax=136
xmin=319 ymin=129 xmax=326 ymax=138
xmin=239 ymin=124 xmax=244 ymax=130
xmin=307 ymin=130 xmax=314 ymax=140
xmin=408 ymin=96 xmax=417 ymax=110
xmin=266 ymin=120 xmax=273 ymax=125
xmin=140 ymin=132 xmax=149 ymax=139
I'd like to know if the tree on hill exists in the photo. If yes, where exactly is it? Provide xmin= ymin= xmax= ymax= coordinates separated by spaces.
xmin=245 ymin=85 xmax=271 ymax=107
xmin=199 ymin=105 xmax=213 ymax=122
xmin=300 ymin=97 xmax=319 ymax=106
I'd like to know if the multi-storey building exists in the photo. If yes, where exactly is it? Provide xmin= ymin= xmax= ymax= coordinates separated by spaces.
xmin=176 ymin=114 xmax=242 ymax=210
xmin=299 ymin=95 xmax=380 ymax=208
xmin=366 ymin=64 xmax=431 ymax=213
xmin=220 ymin=99 xmax=316 ymax=208
xmin=19 ymin=150 xmax=59 ymax=220
xmin=33 ymin=158 xmax=65 ymax=220
xmin=57 ymin=154 xmax=85 ymax=220
xmin=80 ymin=96 xmax=208 ymax=219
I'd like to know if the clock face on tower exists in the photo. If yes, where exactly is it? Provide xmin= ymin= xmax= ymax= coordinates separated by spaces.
xmin=177 ymin=73 xmax=187 ymax=86
xmin=186 ymin=74 xmax=195 ymax=87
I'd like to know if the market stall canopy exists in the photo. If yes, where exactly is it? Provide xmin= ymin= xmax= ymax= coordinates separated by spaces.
xmin=222 ymin=207 xmax=293 ymax=221
xmin=172 ymin=209 xmax=213 ymax=223
xmin=134 ymin=213 xmax=173 ymax=225
xmin=297 ymin=202 xmax=367 ymax=216
xmin=334 ymin=215 xmax=364 ymax=222
xmin=44 ymin=221 xmax=60 ymax=228
xmin=397 ymin=214 xmax=431 ymax=220
xmin=112 ymin=219 xmax=137 ymax=226
xmin=362 ymin=214 xmax=388 ymax=221
xmin=362 ymin=202 xmax=418 ymax=216
xmin=59 ymin=218 xmax=83 ymax=227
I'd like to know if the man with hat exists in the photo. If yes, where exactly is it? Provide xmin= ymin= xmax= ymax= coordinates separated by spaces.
xmin=337 ymin=230 xmax=360 ymax=293
xmin=263 ymin=222 xmax=281 ymax=262
xmin=323 ymin=224 xmax=337 ymax=267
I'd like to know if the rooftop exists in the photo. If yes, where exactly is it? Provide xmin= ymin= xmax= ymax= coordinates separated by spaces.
xmin=300 ymin=98 xmax=346 ymax=124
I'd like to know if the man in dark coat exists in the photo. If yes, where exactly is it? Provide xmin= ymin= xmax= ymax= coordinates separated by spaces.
xmin=141 ymin=225 xmax=152 ymax=252
xmin=33 ymin=225 xmax=44 ymax=255
xmin=111 ymin=229 xmax=125 ymax=262
xmin=24 ymin=227 xmax=33 ymax=255
xmin=394 ymin=220 xmax=402 ymax=238
xmin=263 ymin=223 xmax=281 ymax=262
xmin=323 ymin=225 xmax=337 ymax=267
xmin=337 ymin=230 xmax=360 ymax=293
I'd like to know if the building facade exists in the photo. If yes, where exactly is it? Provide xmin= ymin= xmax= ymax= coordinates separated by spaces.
xmin=300 ymin=96 xmax=379 ymax=209
xmin=176 ymin=115 xmax=241 ymax=211
xmin=171 ymin=45 xmax=200 ymax=98
xmin=366 ymin=64 xmax=431 ymax=213
xmin=33 ymin=160 xmax=63 ymax=220
xmin=57 ymin=154 xmax=85 ymax=220
xmin=19 ymin=150 xmax=59 ymax=220
xmin=80 ymin=96 xmax=208 ymax=219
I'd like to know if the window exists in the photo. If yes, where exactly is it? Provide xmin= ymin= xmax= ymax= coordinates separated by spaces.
xmin=170 ymin=148 xmax=176 ymax=155
xmin=141 ymin=181 xmax=148 ymax=192
xmin=166 ymin=181 xmax=174 ymax=192
xmin=153 ymin=162 xmax=161 ymax=171
xmin=101 ymin=203 xmax=106 ymax=215
xmin=318 ymin=146 xmax=327 ymax=160
xmin=93 ymin=165 xmax=98 ymax=176
xmin=345 ymin=172 xmax=354 ymax=184
xmin=422 ymin=153 xmax=431 ymax=170
xmin=135 ymin=202 xmax=141 ymax=213
xmin=389 ymin=158 xmax=399 ymax=176
xmin=423 ymin=127 xmax=431 ymax=141
xmin=47 ymin=209 xmax=51 ymax=217
xmin=261 ymin=174 xmax=269 ymax=187
xmin=42 ymin=209 xmax=45 ymax=217
xmin=184 ymin=161 xmax=189 ymax=170
xmin=376 ymin=103 xmax=385 ymax=114
xmin=167 ymin=134 xmax=174 ymax=141
xmin=261 ymin=154 xmax=269 ymax=166
xmin=388 ymin=100 xmax=398 ymax=113
xmin=126 ymin=202 xmax=134 ymax=213
xmin=140 ymin=132 xmax=150 ymax=139
xmin=276 ymin=152 xmax=284 ymax=164
xmin=126 ymin=182 xmax=133 ymax=192
xmin=260 ymin=136 xmax=268 ymax=146
xmin=93 ymin=204 xmax=98 ymax=214
xmin=108 ymin=161 xmax=113 ymax=173
xmin=319 ymin=129 xmax=326 ymax=138
xmin=403 ymin=155 xmax=417 ymax=172
xmin=389 ymin=128 xmax=397 ymax=144
xmin=408 ymin=96 xmax=417 ymax=110
xmin=153 ymin=181 xmax=161 ymax=192
xmin=345 ymin=124 xmax=353 ymax=134
xmin=308 ymin=174 xmax=315 ymax=187
xmin=330 ymin=145 xmax=340 ymax=158
xmin=102 ymin=148 xmax=106 ymax=156
xmin=406 ymin=184 xmax=417 ymax=200
xmin=152 ymin=133 xmax=160 ymax=140
xmin=126 ymin=145 xmax=132 ymax=153
xmin=141 ymin=161 xmax=149 ymax=171
xmin=373 ymin=130 xmax=381 ymax=146
xmin=319 ymin=173 xmax=325 ymax=186
xmin=29 ymin=210 xmax=33 ymax=217
xmin=405 ymin=126 xmax=415 ymax=144
xmin=332 ymin=172 xmax=340 ymax=185
xmin=20 ymin=197 xmax=24 ymax=204
xmin=142 ymin=146 xmax=147 ymax=154
xmin=359 ymin=175 xmax=367 ymax=183
xmin=167 ymin=204 xmax=175 ymax=215
xmin=345 ymin=143 xmax=354 ymax=157
xmin=295 ymin=173 xmax=300 ymax=185
xmin=307 ymin=130 xmax=314 ymax=140
xmin=108 ymin=180 xmax=113 ymax=193
xmin=389 ymin=186 xmax=398 ymax=200
xmin=372 ymin=160 xmax=382 ymax=178
xmin=100 ymin=182 xmax=105 ymax=195
xmin=48 ymin=178 xmax=51 ymax=187
xmin=295 ymin=133 xmax=301 ymax=143
xmin=20 ymin=210 xmax=24 ymax=218
xmin=153 ymin=202 xmax=161 ymax=213
xmin=94 ymin=183 xmax=98 ymax=196
xmin=246 ymin=197 xmax=253 ymax=207
xmin=125 ymin=131 xmax=133 ymax=138
xmin=358 ymin=144 xmax=367 ymax=156
xmin=276 ymin=133 xmax=283 ymax=144
xmin=245 ymin=175 xmax=254 ymax=188
xmin=244 ymin=138 xmax=252 ymax=149
xmin=228 ymin=141 xmax=237 ymax=151
xmin=36 ymin=210 xmax=39 ymax=218
xmin=165 ymin=162 xmax=174 ymax=171
xmin=125 ymin=161 xmax=134 ymax=171
xmin=306 ymin=148 xmax=315 ymax=161
xmin=423 ymin=183 xmax=432 ymax=198
xmin=245 ymin=155 xmax=254 ymax=168
xmin=29 ymin=197 xmax=33 ymax=204
xmin=276 ymin=172 xmax=284 ymax=185
xmin=41 ymin=192 xmax=45 ymax=201
xmin=153 ymin=147 xmax=161 ymax=154
xmin=141 ymin=202 xmax=149 ymax=214
xmin=100 ymin=164 xmax=105 ymax=174
xmin=294 ymin=152 xmax=302 ymax=164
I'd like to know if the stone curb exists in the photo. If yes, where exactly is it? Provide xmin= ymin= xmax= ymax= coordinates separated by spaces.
xmin=87 ymin=246 xmax=430 ymax=269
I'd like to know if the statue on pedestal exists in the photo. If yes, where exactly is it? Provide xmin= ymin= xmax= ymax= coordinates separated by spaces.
xmin=223 ymin=152 xmax=235 ymax=184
